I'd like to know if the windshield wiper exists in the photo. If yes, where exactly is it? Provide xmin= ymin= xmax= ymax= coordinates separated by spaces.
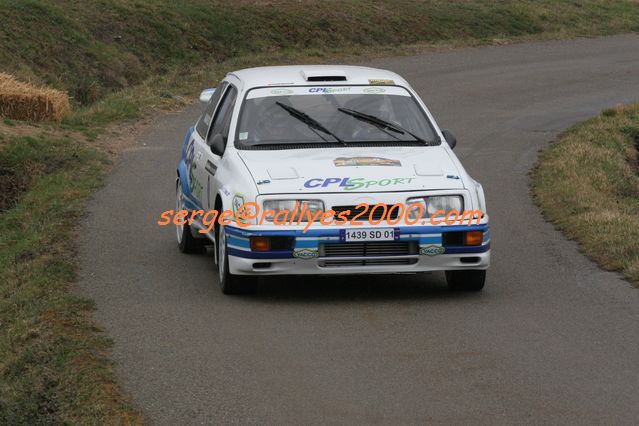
xmin=276 ymin=102 xmax=345 ymax=145
xmin=337 ymin=107 xmax=431 ymax=145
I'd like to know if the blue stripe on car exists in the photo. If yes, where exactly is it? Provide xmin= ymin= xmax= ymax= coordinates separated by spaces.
xmin=443 ymin=244 xmax=490 ymax=254
xmin=224 ymin=223 xmax=489 ymax=238
xmin=294 ymin=239 xmax=320 ymax=249
xmin=181 ymin=127 xmax=194 ymax=158
xmin=227 ymin=235 xmax=250 ymax=249
xmin=224 ymin=225 xmax=490 ymax=259
xmin=176 ymin=127 xmax=205 ymax=211
xmin=416 ymin=235 xmax=442 ymax=245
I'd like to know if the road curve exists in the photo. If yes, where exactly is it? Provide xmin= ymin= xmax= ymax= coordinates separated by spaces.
xmin=79 ymin=35 xmax=639 ymax=424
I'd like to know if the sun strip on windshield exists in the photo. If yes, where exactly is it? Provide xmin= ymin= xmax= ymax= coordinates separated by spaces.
xmin=246 ymin=85 xmax=412 ymax=99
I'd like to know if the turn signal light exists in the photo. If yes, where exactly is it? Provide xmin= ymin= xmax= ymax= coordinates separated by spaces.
xmin=250 ymin=236 xmax=271 ymax=251
xmin=465 ymin=231 xmax=483 ymax=246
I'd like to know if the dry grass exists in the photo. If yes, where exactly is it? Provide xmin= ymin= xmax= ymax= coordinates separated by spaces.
xmin=0 ymin=73 xmax=71 ymax=123
xmin=532 ymin=104 xmax=639 ymax=286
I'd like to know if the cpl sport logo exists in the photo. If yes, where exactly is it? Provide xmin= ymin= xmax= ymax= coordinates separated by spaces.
xmin=304 ymin=177 xmax=415 ymax=191
xmin=308 ymin=87 xmax=350 ymax=94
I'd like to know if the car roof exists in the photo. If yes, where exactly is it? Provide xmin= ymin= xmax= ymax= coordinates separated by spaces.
xmin=227 ymin=65 xmax=409 ymax=90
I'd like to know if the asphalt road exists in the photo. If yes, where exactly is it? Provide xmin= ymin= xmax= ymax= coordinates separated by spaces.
xmin=79 ymin=35 xmax=639 ymax=424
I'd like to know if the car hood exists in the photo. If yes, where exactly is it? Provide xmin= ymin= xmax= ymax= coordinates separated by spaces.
xmin=237 ymin=146 xmax=464 ymax=194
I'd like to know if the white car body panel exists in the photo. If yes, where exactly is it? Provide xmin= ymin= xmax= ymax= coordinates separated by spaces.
xmin=237 ymin=146 xmax=465 ymax=195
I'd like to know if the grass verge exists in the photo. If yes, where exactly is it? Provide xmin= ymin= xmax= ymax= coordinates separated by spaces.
xmin=532 ymin=104 xmax=639 ymax=286
xmin=2 ymin=0 xmax=639 ymax=107
xmin=1 ymin=0 xmax=639 ymax=422
xmin=0 ymin=132 xmax=140 ymax=423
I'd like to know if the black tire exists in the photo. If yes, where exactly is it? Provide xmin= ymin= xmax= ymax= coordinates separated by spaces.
xmin=177 ymin=222 xmax=206 ymax=254
xmin=445 ymin=269 xmax=486 ymax=292
xmin=176 ymin=179 xmax=205 ymax=254
xmin=217 ymin=226 xmax=257 ymax=295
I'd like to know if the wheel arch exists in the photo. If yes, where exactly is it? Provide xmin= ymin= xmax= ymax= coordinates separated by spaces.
xmin=177 ymin=162 xmax=190 ymax=196
xmin=214 ymin=194 xmax=223 ymax=236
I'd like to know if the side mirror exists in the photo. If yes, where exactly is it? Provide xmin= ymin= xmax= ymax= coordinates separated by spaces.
xmin=210 ymin=133 xmax=225 ymax=156
xmin=199 ymin=88 xmax=216 ymax=104
xmin=441 ymin=129 xmax=457 ymax=149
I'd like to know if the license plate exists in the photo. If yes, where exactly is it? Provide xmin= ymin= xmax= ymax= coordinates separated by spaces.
xmin=342 ymin=228 xmax=397 ymax=242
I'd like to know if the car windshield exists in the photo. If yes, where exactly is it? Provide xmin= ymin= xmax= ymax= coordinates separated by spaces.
xmin=236 ymin=86 xmax=438 ymax=147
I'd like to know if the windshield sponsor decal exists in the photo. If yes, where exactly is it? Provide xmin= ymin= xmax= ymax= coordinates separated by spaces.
xmin=303 ymin=177 xmax=414 ymax=190
xmin=308 ymin=87 xmax=350 ymax=94
xmin=247 ymin=86 xmax=410 ymax=99
xmin=334 ymin=156 xmax=401 ymax=167
xmin=368 ymin=79 xmax=395 ymax=85
xmin=270 ymin=88 xmax=294 ymax=95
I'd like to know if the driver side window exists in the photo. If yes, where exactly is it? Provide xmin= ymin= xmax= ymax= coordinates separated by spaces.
xmin=195 ymin=82 xmax=227 ymax=138
xmin=206 ymin=85 xmax=238 ymax=149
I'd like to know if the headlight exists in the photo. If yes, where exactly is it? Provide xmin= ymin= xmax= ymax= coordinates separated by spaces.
xmin=262 ymin=199 xmax=324 ymax=222
xmin=406 ymin=195 xmax=464 ymax=219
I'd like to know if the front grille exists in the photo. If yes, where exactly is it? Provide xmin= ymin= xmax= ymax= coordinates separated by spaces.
xmin=331 ymin=204 xmax=400 ymax=221
xmin=321 ymin=258 xmax=417 ymax=267
xmin=322 ymin=241 xmax=416 ymax=257
xmin=319 ymin=241 xmax=418 ymax=267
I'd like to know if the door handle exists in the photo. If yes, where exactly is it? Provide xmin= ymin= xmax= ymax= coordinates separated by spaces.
xmin=205 ymin=160 xmax=217 ymax=175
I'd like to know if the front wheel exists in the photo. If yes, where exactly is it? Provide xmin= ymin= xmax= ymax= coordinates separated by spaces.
xmin=217 ymin=226 xmax=257 ymax=295
xmin=446 ymin=270 xmax=486 ymax=292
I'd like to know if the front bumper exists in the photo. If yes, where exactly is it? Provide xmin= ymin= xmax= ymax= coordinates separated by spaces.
xmin=226 ymin=222 xmax=490 ymax=275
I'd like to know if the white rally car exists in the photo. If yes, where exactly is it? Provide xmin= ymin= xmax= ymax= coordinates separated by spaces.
xmin=176 ymin=65 xmax=490 ymax=294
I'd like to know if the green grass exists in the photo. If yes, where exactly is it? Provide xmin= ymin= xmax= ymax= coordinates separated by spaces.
xmin=0 ymin=132 xmax=140 ymax=423
xmin=532 ymin=104 xmax=639 ymax=286
xmin=1 ymin=0 xmax=639 ymax=107
xmin=1 ymin=0 xmax=639 ymax=422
